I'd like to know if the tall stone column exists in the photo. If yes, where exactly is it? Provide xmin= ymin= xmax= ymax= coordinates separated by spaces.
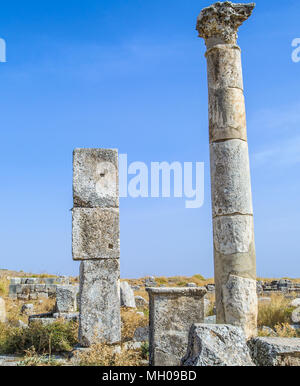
xmin=72 ymin=148 xmax=121 ymax=346
xmin=196 ymin=2 xmax=257 ymax=338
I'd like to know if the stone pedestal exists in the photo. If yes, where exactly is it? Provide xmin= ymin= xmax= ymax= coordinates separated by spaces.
xmin=196 ymin=1 xmax=257 ymax=338
xmin=72 ymin=148 xmax=121 ymax=346
xmin=146 ymin=287 xmax=207 ymax=366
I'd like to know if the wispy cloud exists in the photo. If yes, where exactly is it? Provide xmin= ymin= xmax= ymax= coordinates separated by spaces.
xmin=252 ymin=135 xmax=300 ymax=167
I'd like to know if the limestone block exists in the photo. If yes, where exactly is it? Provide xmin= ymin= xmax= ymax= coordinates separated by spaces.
xmin=146 ymin=287 xmax=207 ymax=366
xmin=209 ymin=88 xmax=246 ymax=142
xmin=291 ymin=299 xmax=300 ymax=307
xmin=182 ymin=324 xmax=254 ymax=366
xmin=72 ymin=208 xmax=120 ymax=260
xmin=73 ymin=148 xmax=119 ymax=208
xmin=135 ymin=296 xmax=148 ymax=308
xmin=21 ymin=304 xmax=34 ymax=315
xmin=210 ymin=140 xmax=253 ymax=216
xmin=9 ymin=284 xmax=17 ymax=297
xmin=206 ymin=45 xmax=243 ymax=90
xmin=133 ymin=327 xmax=149 ymax=342
xmin=249 ymin=337 xmax=300 ymax=366
xmin=78 ymin=260 xmax=121 ymax=347
xmin=29 ymin=293 xmax=38 ymax=300
xmin=10 ymin=278 xmax=21 ymax=285
xmin=221 ymin=274 xmax=258 ymax=339
xmin=0 ymin=297 xmax=6 ymax=323
xmin=34 ymin=284 xmax=46 ymax=292
xmin=213 ymin=215 xmax=254 ymax=255
xmin=120 ymin=281 xmax=136 ymax=308
xmin=56 ymin=285 xmax=79 ymax=313
xmin=292 ymin=307 xmax=300 ymax=324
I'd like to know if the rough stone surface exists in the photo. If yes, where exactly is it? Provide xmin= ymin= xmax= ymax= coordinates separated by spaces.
xmin=78 ymin=260 xmax=121 ymax=347
xmin=147 ymin=287 xmax=207 ymax=366
xmin=133 ymin=327 xmax=149 ymax=342
xmin=291 ymin=307 xmax=300 ymax=324
xmin=213 ymin=215 xmax=254 ymax=255
xmin=196 ymin=2 xmax=255 ymax=45
xmin=73 ymin=148 xmax=119 ymax=208
xmin=182 ymin=324 xmax=254 ymax=366
xmin=135 ymin=296 xmax=148 ymax=308
xmin=209 ymin=88 xmax=246 ymax=143
xmin=56 ymin=285 xmax=79 ymax=313
xmin=0 ymin=297 xmax=6 ymax=323
xmin=21 ymin=303 xmax=34 ymax=315
xmin=72 ymin=208 xmax=120 ymax=260
xmin=249 ymin=337 xmax=300 ymax=366
xmin=120 ymin=281 xmax=136 ymax=308
xmin=220 ymin=274 xmax=257 ymax=338
xmin=291 ymin=298 xmax=300 ymax=308
xmin=206 ymin=45 xmax=243 ymax=90
xmin=204 ymin=315 xmax=217 ymax=324
xmin=210 ymin=140 xmax=253 ymax=217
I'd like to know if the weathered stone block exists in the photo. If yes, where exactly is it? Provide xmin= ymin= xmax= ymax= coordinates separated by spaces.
xmin=56 ymin=285 xmax=79 ymax=313
xmin=73 ymin=148 xmax=119 ymax=208
xmin=78 ymin=260 xmax=121 ymax=347
xmin=206 ymin=45 xmax=243 ymax=90
xmin=210 ymin=139 xmax=253 ymax=217
xmin=120 ymin=281 xmax=136 ymax=308
xmin=135 ymin=296 xmax=148 ymax=308
xmin=10 ymin=278 xmax=21 ymax=285
xmin=72 ymin=208 xmax=120 ymax=260
xmin=146 ymin=287 xmax=207 ymax=366
xmin=0 ymin=297 xmax=6 ymax=323
xmin=249 ymin=337 xmax=300 ymax=366
xmin=209 ymin=88 xmax=247 ymax=142
xmin=182 ymin=324 xmax=254 ymax=366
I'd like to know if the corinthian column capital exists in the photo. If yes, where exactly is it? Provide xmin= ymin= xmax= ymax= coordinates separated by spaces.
xmin=196 ymin=2 xmax=255 ymax=46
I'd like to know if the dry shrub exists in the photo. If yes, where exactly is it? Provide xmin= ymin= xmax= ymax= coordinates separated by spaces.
xmin=121 ymin=309 xmax=148 ymax=342
xmin=274 ymin=323 xmax=300 ymax=338
xmin=0 ymin=319 xmax=78 ymax=354
xmin=257 ymin=294 xmax=294 ymax=328
xmin=78 ymin=343 xmax=142 ymax=366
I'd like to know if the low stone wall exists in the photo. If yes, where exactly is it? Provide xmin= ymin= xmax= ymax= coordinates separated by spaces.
xmin=9 ymin=277 xmax=70 ymax=300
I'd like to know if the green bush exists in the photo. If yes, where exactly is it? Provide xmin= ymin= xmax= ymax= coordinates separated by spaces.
xmin=0 ymin=320 xmax=78 ymax=355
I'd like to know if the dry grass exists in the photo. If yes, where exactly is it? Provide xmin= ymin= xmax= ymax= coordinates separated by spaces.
xmin=121 ymin=308 xmax=148 ymax=342
xmin=257 ymin=294 xmax=295 ymax=329
xmin=0 ymin=319 xmax=78 ymax=355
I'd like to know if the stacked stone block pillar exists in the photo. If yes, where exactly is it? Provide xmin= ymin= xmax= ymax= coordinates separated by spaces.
xmin=196 ymin=2 xmax=257 ymax=338
xmin=72 ymin=149 xmax=121 ymax=346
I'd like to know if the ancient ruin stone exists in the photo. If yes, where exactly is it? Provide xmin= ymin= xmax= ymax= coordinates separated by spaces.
xmin=78 ymin=260 xmax=121 ymax=347
xmin=210 ymin=140 xmax=253 ymax=217
xmin=73 ymin=148 xmax=119 ymax=208
xmin=120 ymin=281 xmax=136 ymax=308
xmin=133 ymin=327 xmax=149 ymax=342
xmin=135 ymin=296 xmax=148 ymax=308
xmin=72 ymin=208 xmax=120 ymax=260
xmin=197 ymin=2 xmax=257 ymax=338
xmin=182 ymin=324 xmax=254 ymax=366
xmin=56 ymin=285 xmax=79 ymax=313
xmin=196 ymin=2 xmax=255 ymax=45
xmin=249 ymin=337 xmax=300 ymax=366
xmin=291 ymin=298 xmax=300 ymax=307
xmin=0 ymin=298 xmax=6 ymax=323
xmin=147 ymin=287 xmax=207 ymax=366
xmin=291 ymin=307 xmax=300 ymax=324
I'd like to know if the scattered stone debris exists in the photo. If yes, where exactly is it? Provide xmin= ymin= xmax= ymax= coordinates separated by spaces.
xmin=182 ymin=324 xmax=254 ymax=366
xmin=120 ymin=281 xmax=136 ymax=308
xmin=249 ymin=337 xmax=300 ymax=366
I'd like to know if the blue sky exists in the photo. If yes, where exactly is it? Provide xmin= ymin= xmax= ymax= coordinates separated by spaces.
xmin=0 ymin=0 xmax=299 ymax=278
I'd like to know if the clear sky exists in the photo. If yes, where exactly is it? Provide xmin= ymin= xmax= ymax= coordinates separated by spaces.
xmin=0 ymin=0 xmax=299 ymax=278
